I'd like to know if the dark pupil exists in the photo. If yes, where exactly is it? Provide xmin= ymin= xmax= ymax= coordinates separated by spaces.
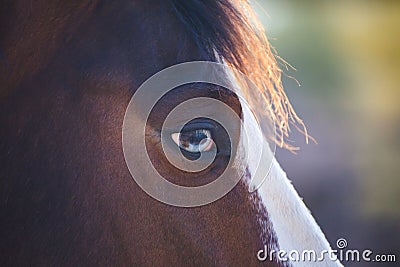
xmin=179 ymin=130 xmax=207 ymax=148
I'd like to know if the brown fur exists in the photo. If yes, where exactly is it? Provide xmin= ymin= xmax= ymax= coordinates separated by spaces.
xmin=0 ymin=1 xmax=290 ymax=266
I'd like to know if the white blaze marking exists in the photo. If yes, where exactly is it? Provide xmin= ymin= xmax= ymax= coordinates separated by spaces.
xmin=241 ymin=101 xmax=343 ymax=267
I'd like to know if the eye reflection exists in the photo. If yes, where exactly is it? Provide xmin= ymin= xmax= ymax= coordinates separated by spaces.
xmin=171 ymin=129 xmax=216 ymax=153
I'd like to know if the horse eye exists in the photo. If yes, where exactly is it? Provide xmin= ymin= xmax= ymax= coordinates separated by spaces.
xmin=171 ymin=129 xmax=215 ymax=153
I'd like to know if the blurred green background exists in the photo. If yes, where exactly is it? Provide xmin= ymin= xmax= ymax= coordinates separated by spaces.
xmin=255 ymin=0 xmax=400 ymax=265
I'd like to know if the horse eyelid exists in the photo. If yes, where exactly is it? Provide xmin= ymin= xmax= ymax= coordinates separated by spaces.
xmin=156 ymin=121 xmax=218 ymax=134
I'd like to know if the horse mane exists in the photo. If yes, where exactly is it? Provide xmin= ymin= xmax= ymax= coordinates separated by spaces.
xmin=170 ymin=0 xmax=308 ymax=150
xmin=1 ymin=0 xmax=307 ymax=150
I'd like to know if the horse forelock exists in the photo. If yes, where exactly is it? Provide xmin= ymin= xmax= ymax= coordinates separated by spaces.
xmin=170 ymin=0 xmax=308 ymax=151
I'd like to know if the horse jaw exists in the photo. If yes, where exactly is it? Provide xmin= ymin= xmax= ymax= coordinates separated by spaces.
xmin=240 ymin=101 xmax=343 ymax=267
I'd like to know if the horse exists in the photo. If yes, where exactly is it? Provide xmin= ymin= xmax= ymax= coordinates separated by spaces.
xmin=0 ymin=0 xmax=341 ymax=266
